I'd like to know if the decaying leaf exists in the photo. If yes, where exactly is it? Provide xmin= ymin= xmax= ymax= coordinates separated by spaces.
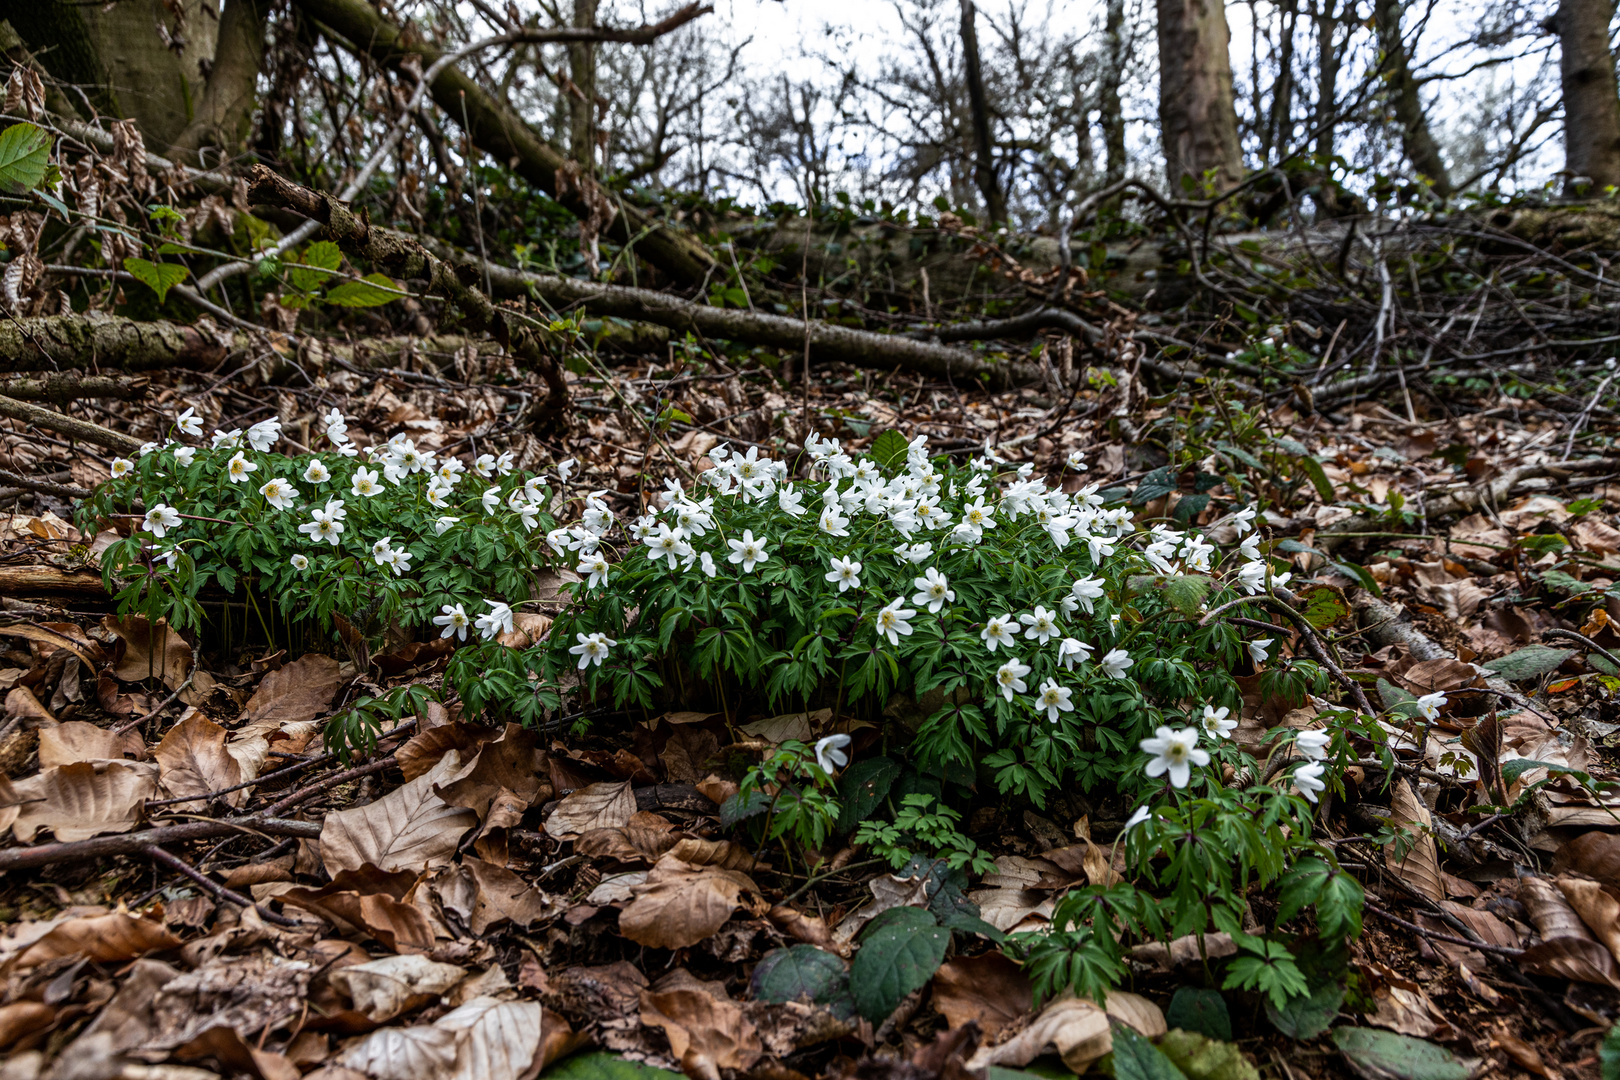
xmin=544 ymin=780 xmax=635 ymax=840
xmin=965 ymin=996 xmax=1112 ymax=1073
xmin=104 ymin=614 xmax=193 ymax=689
xmin=242 ymin=653 xmax=349 ymax=729
xmin=931 ymin=952 xmax=1031 ymax=1036
xmin=618 ymin=855 xmax=760 ymax=950
xmin=640 ymin=987 xmax=763 ymax=1080
xmin=1384 ymin=778 xmax=1444 ymax=903
xmin=154 ymin=711 xmax=246 ymax=809
xmin=11 ymin=760 xmax=157 ymax=843
xmin=13 ymin=909 xmax=180 ymax=968
xmin=1557 ymin=875 xmax=1620 ymax=965
xmin=341 ymin=996 xmax=581 ymax=1080
xmin=329 ymin=954 xmax=467 ymax=1022
xmin=36 ymin=721 xmax=142 ymax=768
xmin=321 ymin=750 xmax=478 ymax=876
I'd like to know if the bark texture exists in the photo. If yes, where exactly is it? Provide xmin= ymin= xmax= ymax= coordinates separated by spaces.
xmin=1372 ymin=0 xmax=1452 ymax=196
xmin=0 ymin=313 xmax=226 ymax=374
xmin=569 ymin=0 xmax=601 ymax=170
xmin=289 ymin=0 xmax=717 ymax=285
xmin=1100 ymin=0 xmax=1128 ymax=184
xmin=172 ymin=0 xmax=271 ymax=164
xmin=960 ymin=1 xmax=1005 ymax=223
xmin=1552 ymin=0 xmax=1620 ymax=191
xmin=1155 ymin=0 xmax=1244 ymax=191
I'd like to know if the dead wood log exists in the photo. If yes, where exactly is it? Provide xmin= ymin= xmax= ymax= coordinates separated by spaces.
xmin=0 ymin=395 xmax=143 ymax=455
xmin=291 ymin=0 xmax=718 ymax=285
xmin=0 ymin=312 xmax=227 ymax=374
xmin=0 ymin=470 xmax=94 ymax=500
xmin=0 ymin=374 xmax=149 ymax=403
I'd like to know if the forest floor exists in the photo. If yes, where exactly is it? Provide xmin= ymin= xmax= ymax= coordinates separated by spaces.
xmin=0 ymin=343 xmax=1616 ymax=1080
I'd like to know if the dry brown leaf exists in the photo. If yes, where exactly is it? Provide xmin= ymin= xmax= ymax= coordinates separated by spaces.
xmin=1518 ymin=936 xmax=1620 ymax=988
xmin=146 ymin=953 xmax=313 ymax=1053
xmin=1553 ymin=832 xmax=1620 ymax=887
xmin=321 ymin=750 xmax=478 ymax=876
xmin=640 ymin=987 xmax=763 ymax=1080
xmin=436 ymin=724 xmax=550 ymax=815
xmin=1102 ymin=990 xmax=1166 ymax=1037
xmin=965 ymin=996 xmax=1112 ymax=1073
xmin=586 ymin=871 xmax=647 ymax=904
xmin=396 ymin=723 xmax=496 ymax=781
xmin=1520 ymin=875 xmax=1594 ymax=941
xmin=329 ymin=954 xmax=467 ymax=1022
xmin=462 ymin=856 xmax=557 ymax=934
xmin=37 ymin=721 xmax=142 ymax=768
xmin=1557 ymin=876 xmax=1620 ymax=964
xmin=966 ymin=887 xmax=1051 ymax=933
xmin=154 ymin=712 xmax=246 ymax=810
xmin=242 ymin=654 xmax=347 ymax=728
xmin=766 ymin=905 xmax=836 ymax=950
xmin=1127 ymin=932 xmax=1238 ymax=969
xmin=0 ymin=621 xmax=103 ymax=669
xmin=738 ymin=712 xmax=817 ymax=743
xmin=104 ymin=614 xmax=193 ymax=689
xmin=667 ymin=836 xmax=755 ymax=871
xmin=931 ymin=952 xmax=1032 ymax=1036
xmin=660 ymin=727 xmax=720 ymax=784
xmin=0 ymin=1001 xmax=53 ymax=1049
xmin=280 ymin=885 xmax=441 ymax=952
xmin=543 ymin=779 xmax=635 ymax=840
xmin=1384 ymin=778 xmax=1443 ymax=903
xmin=14 ymin=909 xmax=180 ymax=968
xmin=618 ymin=855 xmax=759 ymax=950
xmin=340 ymin=996 xmax=578 ymax=1080
xmin=5 ymin=685 xmax=54 ymax=724
xmin=11 ymin=761 xmax=157 ymax=843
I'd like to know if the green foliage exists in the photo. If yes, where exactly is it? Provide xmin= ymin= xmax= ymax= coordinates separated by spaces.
xmin=1330 ymin=1029 xmax=1471 ymax=1080
xmin=1166 ymin=988 xmax=1231 ymax=1041
xmin=0 ymin=122 xmax=52 ymax=193
xmin=1483 ymin=645 xmax=1574 ymax=681
xmin=545 ymin=1052 xmax=685 ymax=1080
xmin=848 ymin=906 xmax=950 ymax=1021
xmin=123 ymin=258 xmax=190 ymax=303
xmin=1265 ymin=980 xmax=1343 ymax=1040
xmin=1110 ymin=1029 xmax=1189 ymax=1080
xmin=750 ymin=945 xmax=854 ymax=1017
xmin=854 ymin=792 xmax=994 ymax=875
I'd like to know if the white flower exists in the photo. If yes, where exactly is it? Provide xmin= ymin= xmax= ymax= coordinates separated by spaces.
xmin=322 ymin=497 xmax=348 ymax=520
xmin=569 ymin=631 xmax=616 ymax=669
xmin=1034 ymin=679 xmax=1074 ymax=722
xmin=110 ymin=458 xmax=134 ymax=479
xmin=259 ymin=477 xmax=298 ymax=510
xmin=246 ymin=418 xmax=281 ymax=453
xmin=138 ymin=441 xmax=161 ymax=457
xmin=142 ymin=503 xmax=182 ymax=538
xmin=1201 ymin=705 xmax=1238 ymax=740
xmin=727 ymin=530 xmax=770 ymax=572
xmin=436 ymin=458 xmax=466 ymax=485
xmin=211 ymin=428 xmax=243 ymax=450
xmin=494 ymin=451 xmax=516 ymax=475
xmin=1239 ymin=534 xmax=1263 ymax=562
xmin=1066 ymin=450 xmax=1088 ymax=471
xmin=351 ymin=467 xmax=381 ymax=497
xmin=959 ymin=496 xmax=997 ymax=534
xmin=434 ymin=516 xmax=459 ymax=535
xmin=995 ymin=658 xmax=1031 ymax=701
xmin=1414 ymin=692 xmax=1447 ymax=721
xmin=434 ymin=603 xmax=472 ymax=641
xmin=814 ymin=733 xmax=852 ymax=774
xmin=371 ymin=536 xmax=396 ymax=565
xmin=819 ymin=505 xmax=851 ymax=537
xmin=516 ymin=503 xmax=540 ymax=532
xmin=1140 ymin=726 xmax=1210 ymax=788
xmin=1231 ymin=506 xmax=1257 ymax=535
xmin=302 ymin=459 xmax=331 ymax=484
xmin=385 ymin=547 xmax=412 ymax=576
xmin=299 ymin=511 xmax=343 ymax=545
xmin=175 ymin=407 xmax=203 ymax=438
xmin=1248 ymin=637 xmax=1274 ymax=665
xmin=1122 ymin=805 xmax=1152 ymax=834
xmin=899 ymin=541 xmax=935 ymax=564
xmin=699 ymin=552 xmax=718 ymax=578
xmin=645 ymin=524 xmax=687 ymax=568
xmin=874 ymin=599 xmax=916 ymax=646
xmin=1057 ymin=637 xmax=1093 ymax=671
xmin=474 ymin=600 xmax=515 ymax=640
xmin=778 ymin=484 xmax=807 ymax=517
xmin=1236 ymin=561 xmax=1269 ymax=594
xmin=1296 ymin=729 xmax=1331 ymax=760
xmin=981 ymin=614 xmax=1016 ymax=652
xmin=557 ymin=457 xmax=577 ymax=484
xmin=474 ymin=453 xmax=498 ymax=478
xmin=1181 ymin=534 xmax=1216 ymax=573
xmin=481 ymin=486 xmax=502 ymax=514
xmin=1020 ymin=605 xmax=1061 ymax=645
xmin=425 ymin=481 xmax=453 ymax=509
xmin=826 ymin=555 xmax=862 ymax=592
xmin=172 ymin=446 xmax=196 ymax=468
xmin=1100 ymin=648 xmax=1133 ymax=679
xmin=911 ymin=568 xmax=954 ymax=613
xmin=1070 ymin=576 xmax=1106 ymax=614
xmin=225 ymin=452 xmax=257 ymax=483
xmin=1292 ymin=760 xmax=1327 ymax=803
xmin=579 ymin=553 xmax=611 ymax=588
xmin=290 ymin=554 xmax=310 ymax=571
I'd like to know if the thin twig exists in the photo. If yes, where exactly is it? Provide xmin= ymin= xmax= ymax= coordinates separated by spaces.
xmin=143 ymin=844 xmax=301 ymax=927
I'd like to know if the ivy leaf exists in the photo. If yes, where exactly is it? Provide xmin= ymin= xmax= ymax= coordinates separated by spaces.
xmin=325 ymin=272 xmax=402 ymax=307
xmin=837 ymin=755 xmax=902 ymax=833
xmin=1166 ymin=987 xmax=1231 ymax=1041
xmin=123 ymin=258 xmax=189 ymax=304
xmin=869 ymin=429 xmax=910 ymax=469
xmin=850 ymin=907 xmax=949 ymax=1021
xmin=1163 ymin=574 xmax=1211 ymax=617
xmin=0 ymin=122 xmax=52 ymax=193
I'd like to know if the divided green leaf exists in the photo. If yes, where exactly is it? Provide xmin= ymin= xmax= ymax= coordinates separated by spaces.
xmin=1296 ymin=583 xmax=1350 ymax=629
xmin=123 ymin=258 xmax=190 ymax=304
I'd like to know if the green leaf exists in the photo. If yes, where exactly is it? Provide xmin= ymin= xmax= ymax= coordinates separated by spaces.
xmin=123 ymin=258 xmax=189 ymax=304
xmin=302 ymin=240 xmax=342 ymax=271
xmin=1110 ymin=1028 xmax=1188 ymax=1080
xmin=324 ymin=272 xmax=402 ymax=307
xmin=1265 ymin=981 xmax=1343 ymax=1040
xmin=1331 ymin=1028 xmax=1472 ymax=1080
xmin=869 ymin=429 xmax=910 ymax=470
xmin=1166 ymin=987 xmax=1232 ymax=1041
xmin=1483 ymin=645 xmax=1574 ymax=681
xmin=1376 ymin=678 xmax=1415 ymax=711
xmin=1296 ymin=456 xmax=1335 ymax=502
xmin=1331 ymin=560 xmax=1382 ymax=598
xmin=0 ymin=122 xmax=52 ymax=193
xmin=1132 ymin=466 xmax=1176 ymax=505
xmin=1164 ymin=575 xmax=1212 ymax=617
xmin=1601 ymin=1023 xmax=1620 ymax=1080
xmin=751 ymin=945 xmax=853 ymax=1016
xmin=1296 ymin=583 xmax=1350 ymax=629
xmin=720 ymin=789 xmax=771 ymax=828
xmin=850 ymin=907 xmax=949 ymax=1021
xmin=1500 ymin=758 xmax=1571 ymax=785
xmin=837 ymin=755 xmax=902 ymax=833
xmin=1156 ymin=1030 xmax=1261 ymax=1080
xmin=544 ymin=1051 xmax=685 ymax=1080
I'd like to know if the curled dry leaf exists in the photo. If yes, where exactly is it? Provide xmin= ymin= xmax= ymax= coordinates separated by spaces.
xmin=618 ymin=855 xmax=760 ymax=950
xmin=154 ymin=712 xmax=246 ymax=810
xmin=104 ymin=614 xmax=192 ymax=690
xmin=242 ymin=653 xmax=347 ymax=728
xmin=329 ymin=954 xmax=467 ymax=1022
xmin=148 ymin=955 xmax=313 ymax=1052
xmin=667 ymin=836 xmax=755 ymax=871
xmin=397 ymin=723 xmax=497 ymax=782
xmin=543 ymin=780 xmax=635 ymax=840
xmin=1384 ymin=778 xmax=1444 ymax=903
xmin=5 ymin=685 xmax=54 ymax=724
xmin=341 ymin=996 xmax=580 ymax=1080
xmin=1127 ymin=931 xmax=1238 ymax=969
xmin=320 ymin=750 xmax=478 ymax=876
xmin=11 ymin=760 xmax=157 ymax=843
xmin=1518 ymin=936 xmax=1620 ymax=988
xmin=1556 ymin=875 xmax=1620 ymax=964
xmin=461 ymin=856 xmax=557 ymax=934
xmin=1102 ymin=990 xmax=1167 ymax=1038
xmin=13 ymin=909 xmax=180 ymax=968
xmin=436 ymin=724 xmax=550 ymax=816
xmin=965 ymin=996 xmax=1112 ymax=1073
xmin=37 ymin=721 xmax=143 ymax=767
xmin=1519 ymin=875 xmax=1594 ymax=941
xmin=1553 ymin=832 xmax=1620 ymax=888
xmin=767 ymin=905 xmax=836 ymax=951
xmin=640 ymin=987 xmax=763 ymax=1080
xmin=931 ymin=952 xmax=1032 ymax=1037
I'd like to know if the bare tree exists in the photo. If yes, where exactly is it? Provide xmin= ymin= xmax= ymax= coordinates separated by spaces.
xmin=960 ymin=1 xmax=1006 ymax=222
xmin=1155 ymin=0 xmax=1244 ymax=189
xmin=1373 ymin=0 xmax=1453 ymax=195
xmin=1550 ymin=0 xmax=1620 ymax=190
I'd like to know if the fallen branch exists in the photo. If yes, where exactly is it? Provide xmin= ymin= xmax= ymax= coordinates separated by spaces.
xmin=0 ymin=469 xmax=93 ymax=499
xmin=144 ymin=844 xmax=301 ymax=927
xmin=0 ymin=312 xmax=227 ymax=375
xmin=0 ymin=395 xmax=143 ymax=455
xmin=0 ymin=374 xmax=149 ymax=403
xmin=0 ymin=816 xmax=321 ymax=874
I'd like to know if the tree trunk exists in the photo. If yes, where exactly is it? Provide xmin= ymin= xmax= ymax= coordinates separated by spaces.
xmin=1313 ymin=0 xmax=1342 ymax=159
xmin=1266 ymin=0 xmax=1298 ymax=163
xmin=1552 ymin=0 xmax=1620 ymax=191
xmin=172 ymin=0 xmax=271 ymax=165
xmin=568 ymin=0 xmax=600 ymax=171
xmin=1373 ymin=0 xmax=1452 ymax=196
xmin=1155 ymin=0 xmax=1244 ymax=191
xmin=1100 ymin=0 xmax=1128 ymax=185
xmin=959 ymin=0 xmax=1005 ymax=223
